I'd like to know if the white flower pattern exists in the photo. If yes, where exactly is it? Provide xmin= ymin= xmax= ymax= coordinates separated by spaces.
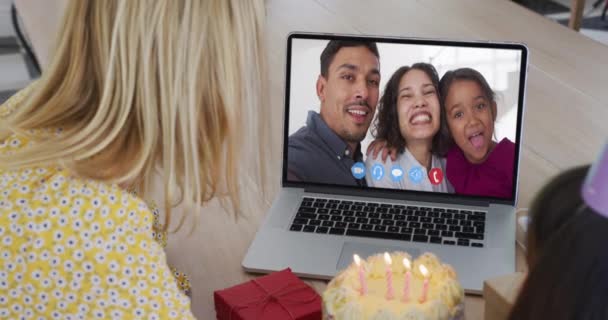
xmin=0 ymin=87 xmax=194 ymax=318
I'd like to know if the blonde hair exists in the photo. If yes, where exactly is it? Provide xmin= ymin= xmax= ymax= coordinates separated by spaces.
xmin=0 ymin=0 xmax=268 ymax=231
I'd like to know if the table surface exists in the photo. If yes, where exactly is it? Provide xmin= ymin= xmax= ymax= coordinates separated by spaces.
xmin=165 ymin=1 xmax=608 ymax=319
xmin=16 ymin=0 xmax=608 ymax=319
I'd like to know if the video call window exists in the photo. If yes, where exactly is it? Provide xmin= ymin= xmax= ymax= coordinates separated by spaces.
xmin=285 ymin=36 xmax=525 ymax=201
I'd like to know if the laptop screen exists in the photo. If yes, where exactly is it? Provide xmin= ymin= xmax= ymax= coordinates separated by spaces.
xmin=283 ymin=33 xmax=527 ymax=203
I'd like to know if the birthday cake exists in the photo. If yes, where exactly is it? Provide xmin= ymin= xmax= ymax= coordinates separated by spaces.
xmin=323 ymin=252 xmax=464 ymax=320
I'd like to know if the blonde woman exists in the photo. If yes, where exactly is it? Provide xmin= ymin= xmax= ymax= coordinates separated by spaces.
xmin=0 ymin=0 xmax=267 ymax=319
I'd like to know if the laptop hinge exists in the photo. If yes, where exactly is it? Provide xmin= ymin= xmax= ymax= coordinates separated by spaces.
xmin=304 ymin=186 xmax=490 ymax=207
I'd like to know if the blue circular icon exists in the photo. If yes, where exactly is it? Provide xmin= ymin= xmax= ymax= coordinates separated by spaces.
xmin=390 ymin=165 xmax=404 ymax=182
xmin=351 ymin=162 xmax=366 ymax=179
xmin=371 ymin=163 xmax=385 ymax=181
xmin=408 ymin=166 xmax=424 ymax=184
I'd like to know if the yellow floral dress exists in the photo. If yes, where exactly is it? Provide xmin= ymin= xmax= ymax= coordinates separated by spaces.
xmin=0 ymin=88 xmax=195 ymax=319
xmin=146 ymin=201 xmax=191 ymax=297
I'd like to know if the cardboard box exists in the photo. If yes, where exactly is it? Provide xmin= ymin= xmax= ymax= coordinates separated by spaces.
xmin=483 ymin=273 xmax=525 ymax=320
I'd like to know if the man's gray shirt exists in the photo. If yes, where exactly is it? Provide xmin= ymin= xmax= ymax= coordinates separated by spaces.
xmin=287 ymin=111 xmax=366 ymax=186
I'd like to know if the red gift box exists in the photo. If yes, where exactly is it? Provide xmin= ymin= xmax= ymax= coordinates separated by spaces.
xmin=214 ymin=268 xmax=322 ymax=320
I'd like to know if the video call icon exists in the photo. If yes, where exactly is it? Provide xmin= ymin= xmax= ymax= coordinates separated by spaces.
xmin=390 ymin=165 xmax=404 ymax=182
xmin=351 ymin=162 xmax=366 ymax=179
xmin=371 ymin=163 xmax=384 ymax=181
xmin=408 ymin=166 xmax=424 ymax=184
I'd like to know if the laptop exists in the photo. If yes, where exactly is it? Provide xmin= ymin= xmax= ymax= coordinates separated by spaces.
xmin=243 ymin=32 xmax=528 ymax=293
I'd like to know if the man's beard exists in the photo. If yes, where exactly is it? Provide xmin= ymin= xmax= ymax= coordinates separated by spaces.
xmin=340 ymin=126 xmax=368 ymax=145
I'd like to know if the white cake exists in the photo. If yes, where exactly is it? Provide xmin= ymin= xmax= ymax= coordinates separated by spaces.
xmin=323 ymin=252 xmax=464 ymax=320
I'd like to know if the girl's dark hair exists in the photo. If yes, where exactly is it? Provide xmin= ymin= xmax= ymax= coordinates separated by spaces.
xmin=373 ymin=63 xmax=442 ymax=154
xmin=525 ymin=165 xmax=590 ymax=267
xmin=509 ymin=165 xmax=608 ymax=320
xmin=437 ymin=68 xmax=496 ymax=154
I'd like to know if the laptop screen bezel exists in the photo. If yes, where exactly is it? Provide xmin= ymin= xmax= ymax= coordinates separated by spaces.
xmin=281 ymin=32 xmax=528 ymax=207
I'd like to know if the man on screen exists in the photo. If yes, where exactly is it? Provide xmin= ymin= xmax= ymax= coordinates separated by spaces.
xmin=287 ymin=40 xmax=380 ymax=186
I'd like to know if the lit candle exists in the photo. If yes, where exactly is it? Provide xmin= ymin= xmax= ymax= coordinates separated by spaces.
xmin=384 ymin=252 xmax=394 ymax=300
xmin=402 ymin=257 xmax=411 ymax=302
xmin=419 ymin=264 xmax=430 ymax=303
xmin=353 ymin=254 xmax=367 ymax=295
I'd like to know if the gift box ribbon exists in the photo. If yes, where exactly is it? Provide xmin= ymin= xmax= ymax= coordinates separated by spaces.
xmin=227 ymin=278 xmax=320 ymax=320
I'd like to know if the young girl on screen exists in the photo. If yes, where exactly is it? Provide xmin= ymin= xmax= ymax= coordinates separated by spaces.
xmin=439 ymin=68 xmax=516 ymax=198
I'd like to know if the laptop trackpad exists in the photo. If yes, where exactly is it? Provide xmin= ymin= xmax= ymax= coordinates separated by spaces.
xmin=336 ymin=242 xmax=421 ymax=271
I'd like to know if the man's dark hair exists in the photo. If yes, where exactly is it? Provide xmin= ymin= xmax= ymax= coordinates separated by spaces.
xmin=320 ymin=40 xmax=379 ymax=78
xmin=373 ymin=63 xmax=443 ymax=155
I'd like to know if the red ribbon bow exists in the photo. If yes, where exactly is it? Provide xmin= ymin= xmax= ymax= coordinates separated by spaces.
xmin=228 ymin=278 xmax=320 ymax=320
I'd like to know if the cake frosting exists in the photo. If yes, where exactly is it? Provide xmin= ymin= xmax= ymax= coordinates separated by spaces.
xmin=323 ymin=252 xmax=464 ymax=320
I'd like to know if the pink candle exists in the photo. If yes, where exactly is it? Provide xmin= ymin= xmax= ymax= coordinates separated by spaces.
xmin=419 ymin=264 xmax=430 ymax=303
xmin=384 ymin=252 xmax=394 ymax=300
xmin=353 ymin=254 xmax=367 ymax=295
xmin=402 ymin=258 xmax=411 ymax=302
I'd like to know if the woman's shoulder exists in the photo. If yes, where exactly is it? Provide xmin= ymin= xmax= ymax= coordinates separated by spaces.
xmin=0 ymin=166 xmax=193 ymax=318
xmin=0 ymin=166 xmax=156 ymax=253
xmin=0 ymin=82 xmax=37 ymax=118
xmin=0 ymin=133 xmax=34 ymax=155
xmin=0 ymin=86 xmax=35 ymax=153
xmin=0 ymin=83 xmax=57 ymax=155
xmin=364 ymin=151 xmax=395 ymax=167
xmin=1 ymin=164 xmax=153 ymax=225
xmin=0 ymin=128 xmax=65 ymax=156
xmin=60 ymin=176 xmax=153 ymax=222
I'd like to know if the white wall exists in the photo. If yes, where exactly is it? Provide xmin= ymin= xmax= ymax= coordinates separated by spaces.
xmin=288 ymin=38 xmax=522 ymax=153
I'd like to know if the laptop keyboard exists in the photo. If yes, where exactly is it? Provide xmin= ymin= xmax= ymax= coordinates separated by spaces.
xmin=289 ymin=197 xmax=486 ymax=248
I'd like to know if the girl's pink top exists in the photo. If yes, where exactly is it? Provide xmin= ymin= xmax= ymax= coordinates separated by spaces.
xmin=446 ymin=138 xmax=516 ymax=199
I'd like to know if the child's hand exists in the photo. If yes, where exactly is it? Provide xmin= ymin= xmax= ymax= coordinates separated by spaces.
xmin=366 ymin=139 xmax=398 ymax=162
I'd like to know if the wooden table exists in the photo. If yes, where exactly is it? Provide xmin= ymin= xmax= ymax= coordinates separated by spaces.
xmin=163 ymin=1 xmax=608 ymax=319
xmin=15 ymin=0 xmax=608 ymax=319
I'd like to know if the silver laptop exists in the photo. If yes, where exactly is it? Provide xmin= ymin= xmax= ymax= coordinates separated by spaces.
xmin=243 ymin=32 xmax=528 ymax=293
